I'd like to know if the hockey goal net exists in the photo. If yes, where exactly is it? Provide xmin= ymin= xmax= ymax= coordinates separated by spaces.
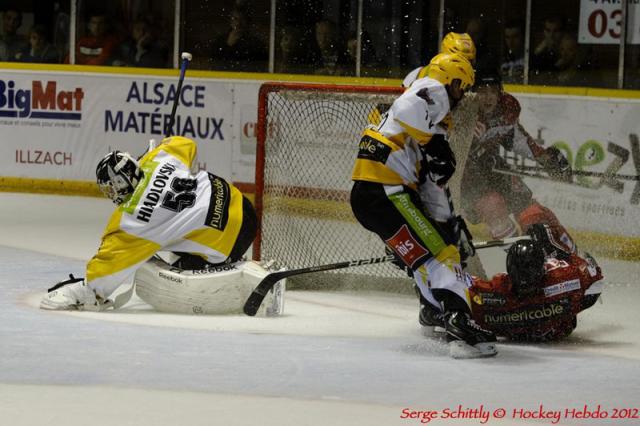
xmin=252 ymin=82 xmax=480 ymax=291
xmin=252 ymin=82 xmax=410 ymax=291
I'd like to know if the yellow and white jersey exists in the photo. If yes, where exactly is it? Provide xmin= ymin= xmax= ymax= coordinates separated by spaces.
xmin=402 ymin=65 xmax=433 ymax=88
xmin=352 ymin=77 xmax=451 ymax=189
xmin=87 ymin=136 xmax=244 ymax=298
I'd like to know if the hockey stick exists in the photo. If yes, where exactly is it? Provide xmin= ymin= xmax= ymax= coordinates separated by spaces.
xmin=165 ymin=52 xmax=193 ymax=137
xmin=243 ymin=235 xmax=529 ymax=316
xmin=493 ymin=164 xmax=640 ymax=181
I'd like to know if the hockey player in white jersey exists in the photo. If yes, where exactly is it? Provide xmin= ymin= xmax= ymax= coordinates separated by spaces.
xmin=351 ymin=52 xmax=497 ymax=358
xmin=40 ymin=136 xmax=281 ymax=315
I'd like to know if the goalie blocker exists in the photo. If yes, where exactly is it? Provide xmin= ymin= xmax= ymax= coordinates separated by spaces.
xmin=133 ymin=256 xmax=285 ymax=316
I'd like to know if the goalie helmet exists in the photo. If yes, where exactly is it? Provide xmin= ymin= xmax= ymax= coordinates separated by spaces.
xmin=425 ymin=52 xmax=475 ymax=91
xmin=441 ymin=32 xmax=476 ymax=62
xmin=96 ymin=151 xmax=144 ymax=204
xmin=506 ymin=239 xmax=546 ymax=298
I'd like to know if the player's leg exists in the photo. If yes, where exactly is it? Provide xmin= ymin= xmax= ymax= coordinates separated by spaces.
xmin=351 ymin=181 xmax=496 ymax=357
xmin=421 ymin=173 xmax=507 ymax=348
xmin=227 ymin=195 xmax=258 ymax=262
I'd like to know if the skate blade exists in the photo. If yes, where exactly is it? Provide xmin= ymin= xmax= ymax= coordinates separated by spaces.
xmin=449 ymin=341 xmax=498 ymax=359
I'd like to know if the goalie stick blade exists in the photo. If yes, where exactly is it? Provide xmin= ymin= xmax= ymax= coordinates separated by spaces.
xmin=243 ymin=255 xmax=394 ymax=316
xmin=243 ymin=273 xmax=285 ymax=316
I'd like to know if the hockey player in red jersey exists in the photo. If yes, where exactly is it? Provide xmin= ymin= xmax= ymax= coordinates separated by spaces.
xmin=420 ymin=224 xmax=604 ymax=342
xmin=460 ymin=70 xmax=575 ymax=252
xmin=470 ymin=224 xmax=603 ymax=341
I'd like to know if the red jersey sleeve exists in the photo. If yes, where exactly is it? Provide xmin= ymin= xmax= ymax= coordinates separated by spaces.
xmin=499 ymin=93 xmax=521 ymax=125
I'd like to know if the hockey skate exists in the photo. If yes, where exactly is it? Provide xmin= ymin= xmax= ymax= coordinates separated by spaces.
xmin=419 ymin=301 xmax=445 ymax=333
xmin=445 ymin=311 xmax=498 ymax=359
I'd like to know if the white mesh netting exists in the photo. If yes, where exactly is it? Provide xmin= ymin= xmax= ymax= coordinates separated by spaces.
xmin=256 ymin=84 xmax=481 ymax=291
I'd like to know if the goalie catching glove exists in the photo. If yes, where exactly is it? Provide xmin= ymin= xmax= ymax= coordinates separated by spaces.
xmin=40 ymin=274 xmax=111 ymax=311
xmin=538 ymin=146 xmax=572 ymax=182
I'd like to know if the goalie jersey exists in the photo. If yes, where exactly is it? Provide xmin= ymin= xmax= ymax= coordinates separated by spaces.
xmin=86 ymin=136 xmax=245 ymax=298
xmin=351 ymin=76 xmax=452 ymax=191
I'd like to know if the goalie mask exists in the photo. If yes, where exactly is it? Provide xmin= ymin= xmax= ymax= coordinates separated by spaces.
xmin=96 ymin=151 xmax=144 ymax=204
xmin=506 ymin=239 xmax=546 ymax=298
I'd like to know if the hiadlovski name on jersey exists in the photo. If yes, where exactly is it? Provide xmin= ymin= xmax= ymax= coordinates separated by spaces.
xmin=205 ymin=173 xmax=230 ymax=230
xmin=137 ymin=163 xmax=177 ymax=223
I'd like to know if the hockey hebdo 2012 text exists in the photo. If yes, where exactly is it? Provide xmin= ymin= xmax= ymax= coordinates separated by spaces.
xmin=400 ymin=404 xmax=640 ymax=424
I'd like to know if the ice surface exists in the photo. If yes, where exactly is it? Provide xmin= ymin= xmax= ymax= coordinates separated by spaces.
xmin=1 ymin=193 xmax=639 ymax=426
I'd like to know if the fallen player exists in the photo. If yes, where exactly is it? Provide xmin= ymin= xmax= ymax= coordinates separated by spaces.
xmin=419 ymin=224 xmax=604 ymax=342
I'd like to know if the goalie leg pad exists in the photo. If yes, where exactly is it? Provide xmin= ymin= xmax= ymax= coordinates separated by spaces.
xmin=134 ymin=258 xmax=285 ymax=316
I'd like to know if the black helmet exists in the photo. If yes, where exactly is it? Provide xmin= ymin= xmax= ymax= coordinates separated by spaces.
xmin=506 ymin=239 xmax=546 ymax=297
xmin=96 ymin=151 xmax=144 ymax=204
xmin=472 ymin=68 xmax=503 ymax=91
xmin=527 ymin=223 xmax=571 ymax=260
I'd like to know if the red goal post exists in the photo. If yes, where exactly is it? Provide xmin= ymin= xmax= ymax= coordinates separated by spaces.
xmin=252 ymin=82 xmax=407 ymax=290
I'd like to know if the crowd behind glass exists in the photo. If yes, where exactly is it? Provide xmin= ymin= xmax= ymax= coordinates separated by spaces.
xmin=2 ymin=0 xmax=639 ymax=90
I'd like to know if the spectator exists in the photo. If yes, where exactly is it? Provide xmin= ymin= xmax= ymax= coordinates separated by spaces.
xmin=313 ymin=19 xmax=349 ymax=76
xmin=275 ymin=25 xmax=312 ymax=74
xmin=531 ymin=15 xmax=564 ymax=75
xmin=346 ymin=30 xmax=382 ymax=74
xmin=500 ymin=20 xmax=525 ymax=84
xmin=209 ymin=8 xmax=268 ymax=72
xmin=465 ymin=16 xmax=497 ymax=73
xmin=52 ymin=2 xmax=70 ymax=61
xmin=553 ymin=33 xmax=590 ymax=86
xmin=0 ymin=8 xmax=28 ymax=61
xmin=15 ymin=25 xmax=60 ymax=63
xmin=443 ymin=6 xmax=460 ymax=34
xmin=113 ymin=18 xmax=168 ymax=68
xmin=75 ymin=13 xmax=120 ymax=65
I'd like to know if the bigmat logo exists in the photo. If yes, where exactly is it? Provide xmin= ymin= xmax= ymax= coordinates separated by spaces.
xmin=0 ymin=80 xmax=84 ymax=120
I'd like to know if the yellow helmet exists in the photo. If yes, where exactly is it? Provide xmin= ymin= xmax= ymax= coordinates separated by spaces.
xmin=440 ymin=32 xmax=476 ymax=62
xmin=426 ymin=52 xmax=475 ymax=91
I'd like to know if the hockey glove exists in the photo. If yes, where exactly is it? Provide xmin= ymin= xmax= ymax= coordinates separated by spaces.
xmin=538 ymin=146 xmax=572 ymax=182
xmin=422 ymin=137 xmax=456 ymax=187
xmin=40 ymin=274 xmax=109 ymax=311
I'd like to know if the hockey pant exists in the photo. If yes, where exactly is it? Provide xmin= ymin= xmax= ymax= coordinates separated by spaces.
xmin=350 ymin=181 xmax=471 ymax=313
